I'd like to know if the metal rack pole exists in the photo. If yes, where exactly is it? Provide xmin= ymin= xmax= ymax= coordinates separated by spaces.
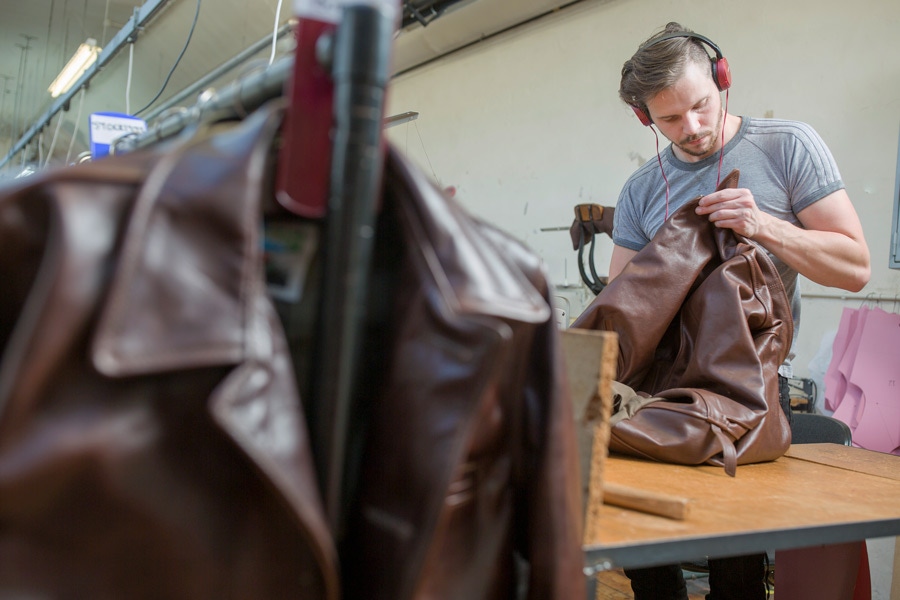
xmin=140 ymin=23 xmax=294 ymax=124
xmin=112 ymin=55 xmax=293 ymax=154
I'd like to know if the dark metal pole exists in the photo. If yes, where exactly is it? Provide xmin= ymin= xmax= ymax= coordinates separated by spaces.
xmin=311 ymin=1 xmax=396 ymax=536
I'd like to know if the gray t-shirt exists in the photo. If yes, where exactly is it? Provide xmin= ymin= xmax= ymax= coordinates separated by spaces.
xmin=612 ymin=117 xmax=845 ymax=376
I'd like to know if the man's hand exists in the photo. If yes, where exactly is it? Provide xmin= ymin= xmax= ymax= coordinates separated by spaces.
xmin=695 ymin=187 xmax=772 ymax=238
xmin=696 ymin=188 xmax=870 ymax=292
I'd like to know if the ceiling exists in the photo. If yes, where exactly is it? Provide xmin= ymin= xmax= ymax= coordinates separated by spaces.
xmin=0 ymin=0 xmax=283 ymax=156
xmin=0 ymin=0 xmax=577 ymax=164
xmin=0 ymin=0 xmax=141 ymax=141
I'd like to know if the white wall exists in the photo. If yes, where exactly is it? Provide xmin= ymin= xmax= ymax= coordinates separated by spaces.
xmin=384 ymin=0 xmax=900 ymax=385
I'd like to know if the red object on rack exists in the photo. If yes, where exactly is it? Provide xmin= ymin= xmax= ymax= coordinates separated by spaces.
xmin=275 ymin=17 xmax=335 ymax=218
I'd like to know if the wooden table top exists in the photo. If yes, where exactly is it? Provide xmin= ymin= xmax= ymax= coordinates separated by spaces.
xmin=785 ymin=443 xmax=900 ymax=481
xmin=583 ymin=444 xmax=900 ymax=571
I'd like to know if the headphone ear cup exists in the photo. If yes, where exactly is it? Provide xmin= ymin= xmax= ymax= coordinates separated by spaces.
xmin=632 ymin=105 xmax=653 ymax=126
xmin=712 ymin=56 xmax=732 ymax=91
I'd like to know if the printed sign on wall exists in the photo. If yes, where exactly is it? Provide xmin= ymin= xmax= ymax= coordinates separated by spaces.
xmin=89 ymin=112 xmax=147 ymax=159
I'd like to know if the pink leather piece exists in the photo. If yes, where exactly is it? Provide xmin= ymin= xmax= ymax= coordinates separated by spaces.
xmin=831 ymin=307 xmax=869 ymax=430
xmin=824 ymin=307 xmax=860 ymax=411
xmin=845 ymin=307 xmax=900 ymax=454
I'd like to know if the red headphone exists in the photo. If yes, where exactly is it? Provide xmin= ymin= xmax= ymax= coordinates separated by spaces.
xmin=631 ymin=32 xmax=732 ymax=126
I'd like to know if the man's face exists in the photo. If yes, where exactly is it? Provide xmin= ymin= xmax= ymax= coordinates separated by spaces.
xmin=645 ymin=61 xmax=724 ymax=162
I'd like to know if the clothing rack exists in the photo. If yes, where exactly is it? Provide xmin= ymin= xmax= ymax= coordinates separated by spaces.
xmin=141 ymin=23 xmax=295 ymax=124
xmin=111 ymin=54 xmax=293 ymax=154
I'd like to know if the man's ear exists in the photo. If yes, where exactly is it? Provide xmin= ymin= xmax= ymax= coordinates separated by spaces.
xmin=631 ymin=104 xmax=653 ymax=126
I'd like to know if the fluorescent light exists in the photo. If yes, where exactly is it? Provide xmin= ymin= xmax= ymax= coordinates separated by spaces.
xmin=48 ymin=39 xmax=101 ymax=98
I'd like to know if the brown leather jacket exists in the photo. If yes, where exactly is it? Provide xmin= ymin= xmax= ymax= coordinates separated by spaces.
xmin=0 ymin=102 xmax=584 ymax=599
xmin=573 ymin=170 xmax=793 ymax=476
xmin=0 ymin=107 xmax=338 ymax=598
xmin=340 ymin=145 xmax=585 ymax=600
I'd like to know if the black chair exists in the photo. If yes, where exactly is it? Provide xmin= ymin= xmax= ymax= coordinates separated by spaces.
xmin=790 ymin=412 xmax=852 ymax=445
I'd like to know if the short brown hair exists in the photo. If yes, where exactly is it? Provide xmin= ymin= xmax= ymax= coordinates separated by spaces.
xmin=619 ymin=22 xmax=717 ymax=114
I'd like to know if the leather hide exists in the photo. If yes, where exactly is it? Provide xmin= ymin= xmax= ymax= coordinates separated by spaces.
xmin=573 ymin=170 xmax=793 ymax=476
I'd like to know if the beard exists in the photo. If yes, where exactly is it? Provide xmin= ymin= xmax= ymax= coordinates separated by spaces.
xmin=675 ymin=111 xmax=724 ymax=159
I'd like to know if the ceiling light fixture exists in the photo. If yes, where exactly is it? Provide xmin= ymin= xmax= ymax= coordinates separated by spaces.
xmin=48 ymin=38 xmax=101 ymax=98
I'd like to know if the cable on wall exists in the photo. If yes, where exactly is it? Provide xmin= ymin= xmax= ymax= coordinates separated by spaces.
xmin=65 ymin=88 xmax=86 ymax=165
xmin=126 ymin=41 xmax=135 ymax=114
xmin=412 ymin=119 xmax=440 ymax=185
xmin=134 ymin=0 xmax=202 ymax=116
xmin=43 ymin=110 xmax=65 ymax=168
xmin=102 ymin=0 xmax=111 ymax=46
xmin=268 ymin=0 xmax=285 ymax=66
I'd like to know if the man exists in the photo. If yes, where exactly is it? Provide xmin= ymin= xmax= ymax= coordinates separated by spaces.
xmin=611 ymin=22 xmax=871 ymax=600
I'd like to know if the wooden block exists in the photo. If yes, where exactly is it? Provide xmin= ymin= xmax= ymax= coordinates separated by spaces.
xmin=560 ymin=328 xmax=618 ymax=545
xmin=601 ymin=482 xmax=692 ymax=520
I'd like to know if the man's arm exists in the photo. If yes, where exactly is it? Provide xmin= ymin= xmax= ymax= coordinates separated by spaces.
xmin=608 ymin=245 xmax=639 ymax=282
xmin=696 ymin=188 xmax=870 ymax=292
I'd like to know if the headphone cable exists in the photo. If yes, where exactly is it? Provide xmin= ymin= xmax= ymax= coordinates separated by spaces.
xmin=657 ymin=86 xmax=731 ymax=221
xmin=652 ymin=125 xmax=672 ymax=221
xmin=715 ymin=88 xmax=730 ymax=187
